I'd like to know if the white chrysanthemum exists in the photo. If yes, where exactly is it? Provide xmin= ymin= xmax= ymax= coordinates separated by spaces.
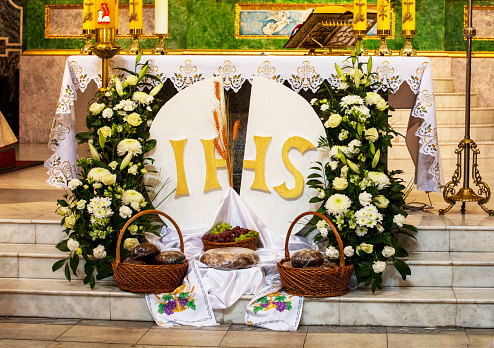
xmin=68 ymin=179 xmax=83 ymax=190
xmin=367 ymin=171 xmax=391 ymax=190
xmin=119 ymin=205 xmax=132 ymax=218
xmin=93 ymin=244 xmax=107 ymax=259
xmin=372 ymin=261 xmax=387 ymax=273
xmin=67 ymin=238 xmax=80 ymax=252
xmin=88 ymin=167 xmax=112 ymax=183
xmin=102 ymin=108 xmax=113 ymax=119
xmin=364 ymin=92 xmax=381 ymax=106
xmin=117 ymin=139 xmax=142 ymax=156
xmin=359 ymin=192 xmax=373 ymax=206
xmin=326 ymin=246 xmax=339 ymax=259
xmin=132 ymin=91 xmax=154 ymax=105
xmin=344 ymin=246 xmax=354 ymax=257
xmin=355 ymin=204 xmax=382 ymax=227
xmin=340 ymin=95 xmax=364 ymax=108
xmin=356 ymin=226 xmax=368 ymax=237
xmin=123 ymin=238 xmax=139 ymax=251
xmin=100 ymin=197 xmax=111 ymax=207
xmin=382 ymin=246 xmax=395 ymax=258
xmin=393 ymin=214 xmax=406 ymax=227
xmin=122 ymin=190 xmax=144 ymax=206
xmin=325 ymin=194 xmax=352 ymax=216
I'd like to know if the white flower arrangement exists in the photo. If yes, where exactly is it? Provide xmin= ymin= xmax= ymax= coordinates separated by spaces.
xmin=54 ymin=59 xmax=165 ymax=288
xmin=307 ymin=46 xmax=416 ymax=292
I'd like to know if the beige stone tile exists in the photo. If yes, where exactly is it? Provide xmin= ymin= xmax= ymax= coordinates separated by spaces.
xmin=47 ymin=342 xmax=133 ymax=348
xmin=138 ymin=329 xmax=227 ymax=346
xmin=149 ymin=323 xmax=231 ymax=331
xmin=0 ymin=322 xmax=73 ymax=340
xmin=0 ymin=339 xmax=52 ymax=348
xmin=219 ymin=331 xmax=306 ymax=348
xmin=467 ymin=328 xmax=494 ymax=348
xmin=304 ymin=332 xmax=387 ymax=348
xmin=57 ymin=325 xmax=149 ymax=344
xmin=387 ymin=333 xmax=469 ymax=348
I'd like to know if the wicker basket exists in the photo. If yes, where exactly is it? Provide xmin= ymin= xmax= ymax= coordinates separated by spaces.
xmin=112 ymin=209 xmax=188 ymax=293
xmin=201 ymin=234 xmax=259 ymax=251
xmin=277 ymin=211 xmax=354 ymax=297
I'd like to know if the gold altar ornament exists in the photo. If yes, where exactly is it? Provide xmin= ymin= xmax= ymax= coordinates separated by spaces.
xmin=81 ymin=1 xmax=95 ymax=54
xmin=440 ymin=0 xmax=493 ymax=216
xmin=115 ymin=0 xmax=119 ymax=33
xmin=400 ymin=0 xmax=416 ymax=56
xmin=375 ymin=0 xmax=391 ymax=56
xmin=353 ymin=0 xmax=368 ymax=55
xmin=128 ymin=0 xmax=143 ymax=54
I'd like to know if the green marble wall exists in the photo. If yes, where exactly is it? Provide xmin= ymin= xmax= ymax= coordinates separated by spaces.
xmin=22 ymin=0 xmax=494 ymax=52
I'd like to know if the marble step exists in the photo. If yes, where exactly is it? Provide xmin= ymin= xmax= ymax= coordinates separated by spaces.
xmin=432 ymin=78 xmax=454 ymax=93
xmin=2 ymin=243 xmax=494 ymax=288
xmin=433 ymin=92 xmax=478 ymax=109
xmin=391 ymin=123 xmax=494 ymax=142
xmin=0 ymin=278 xmax=492 ymax=327
xmin=388 ymin=140 xmax=494 ymax=159
xmin=390 ymin=107 xmax=494 ymax=126
xmin=0 ymin=219 xmax=64 ymax=245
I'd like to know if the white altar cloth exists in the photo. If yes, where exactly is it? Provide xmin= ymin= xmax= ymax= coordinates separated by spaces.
xmin=46 ymin=55 xmax=443 ymax=192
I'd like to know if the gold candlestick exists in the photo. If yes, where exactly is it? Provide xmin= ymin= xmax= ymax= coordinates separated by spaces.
xmin=151 ymin=34 xmax=167 ymax=55
xmin=91 ymin=28 xmax=121 ymax=90
xmin=81 ymin=29 xmax=95 ymax=55
xmin=353 ymin=30 xmax=368 ymax=56
xmin=400 ymin=30 xmax=417 ymax=56
xmin=127 ymin=28 xmax=143 ymax=55
xmin=375 ymin=30 xmax=392 ymax=56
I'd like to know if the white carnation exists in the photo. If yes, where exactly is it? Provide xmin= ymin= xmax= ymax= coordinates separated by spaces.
xmin=68 ymin=179 xmax=83 ymax=190
xmin=102 ymin=108 xmax=114 ymax=119
xmin=326 ymin=246 xmax=340 ymax=259
xmin=372 ymin=261 xmax=387 ymax=273
xmin=119 ymin=205 xmax=133 ymax=219
xmin=359 ymin=192 xmax=373 ymax=206
xmin=93 ymin=244 xmax=107 ymax=259
xmin=67 ymin=238 xmax=80 ymax=252
xmin=123 ymin=238 xmax=139 ymax=251
xmin=319 ymin=227 xmax=328 ymax=237
xmin=344 ymin=246 xmax=354 ymax=257
xmin=382 ymin=246 xmax=395 ymax=258
xmin=367 ymin=171 xmax=391 ymax=190
xmin=393 ymin=214 xmax=406 ymax=227
xmin=117 ymin=139 xmax=142 ymax=156
xmin=325 ymin=194 xmax=352 ymax=216
xmin=348 ymin=139 xmax=361 ymax=155
xmin=351 ymin=105 xmax=371 ymax=119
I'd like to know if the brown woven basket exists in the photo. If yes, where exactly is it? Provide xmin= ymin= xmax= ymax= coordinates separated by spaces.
xmin=277 ymin=211 xmax=354 ymax=297
xmin=202 ymin=234 xmax=259 ymax=251
xmin=112 ymin=209 xmax=188 ymax=293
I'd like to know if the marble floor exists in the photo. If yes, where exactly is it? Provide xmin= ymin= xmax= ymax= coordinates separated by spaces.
xmin=0 ymin=317 xmax=493 ymax=348
xmin=1 ymin=143 xmax=494 ymax=223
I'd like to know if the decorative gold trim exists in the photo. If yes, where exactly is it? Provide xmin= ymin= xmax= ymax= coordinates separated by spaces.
xmin=22 ymin=49 xmax=494 ymax=57
xmin=44 ymin=4 xmax=168 ymax=39
xmin=235 ymin=3 xmax=395 ymax=40
xmin=463 ymin=5 xmax=494 ymax=41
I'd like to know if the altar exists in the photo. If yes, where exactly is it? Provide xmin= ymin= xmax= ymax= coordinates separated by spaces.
xmin=46 ymin=55 xmax=443 ymax=193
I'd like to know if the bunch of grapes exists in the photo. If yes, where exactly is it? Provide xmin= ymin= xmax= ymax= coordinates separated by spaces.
xmin=177 ymin=297 xmax=188 ymax=306
xmin=273 ymin=301 xmax=287 ymax=312
xmin=163 ymin=299 xmax=177 ymax=315
xmin=202 ymin=223 xmax=260 ymax=243
xmin=210 ymin=223 xmax=232 ymax=235
xmin=260 ymin=301 xmax=270 ymax=309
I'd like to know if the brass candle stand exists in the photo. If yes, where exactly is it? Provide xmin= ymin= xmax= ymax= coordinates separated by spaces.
xmin=127 ymin=28 xmax=143 ymax=55
xmin=91 ymin=28 xmax=121 ymax=90
xmin=400 ymin=30 xmax=417 ymax=56
xmin=151 ymin=34 xmax=167 ymax=55
xmin=375 ymin=30 xmax=392 ymax=56
xmin=353 ymin=30 xmax=368 ymax=56
xmin=81 ymin=29 xmax=95 ymax=55
xmin=439 ymin=0 xmax=493 ymax=216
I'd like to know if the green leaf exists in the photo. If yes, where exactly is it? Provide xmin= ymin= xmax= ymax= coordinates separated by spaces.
xmin=394 ymin=247 xmax=409 ymax=258
xmin=64 ymin=262 xmax=71 ymax=281
xmin=402 ymin=224 xmax=418 ymax=232
xmin=393 ymin=259 xmax=411 ymax=280
xmin=286 ymin=302 xmax=292 ymax=311
xmin=56 ymin=240 xmax=69 ymax=252
xmin=253 ymin=306 xmax=263 ymax=314
xmin=357 ymin=123 xmax=363 ymax=137
xmin=136 ymin=50 xmax=142 ymax=65
xmin=274 ymin=295 xmax=286 ymax=302
xmin=89 ymin=275 xmax=95 ymax=289
xmin=307 ymin=173 xmax=322 ymax=179
xmin=258 ymin=296 xmax=268 ymax=305
xmin=57 ymin=199 xmax=69 ymax=207
xmin=162 ymin=294 xmax=174 ymax=302
xmin=178 ymin=292 xmax=189 ymax=300
xmin=186 ymin=299 xmax=196 ymax=310
xmin=158 ymin=303 xmax=165 ymax=314
xmin=70 ymin=254 xmax=80 ymax=276
xmin=52 ymin=259 xmax=66 ymax=272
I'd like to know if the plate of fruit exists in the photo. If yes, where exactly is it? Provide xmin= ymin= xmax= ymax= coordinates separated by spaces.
xmin=202 ymin=223 xmax=260 ymax=251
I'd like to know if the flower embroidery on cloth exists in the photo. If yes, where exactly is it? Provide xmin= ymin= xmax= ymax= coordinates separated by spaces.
xmin=255 ymin=61 xmax=282 ymax=82
xmin=374 ymin=61 xmax=402 ymax=93
xmin=171 ymin=60 xmax=204 ymax=90
xmin=288 ymin=61 xmax=323 ymax=93
xmin=155 ymin=284 xmax=198 ymax=316
xmin=216 ymin=60 xmax=245 ymax=92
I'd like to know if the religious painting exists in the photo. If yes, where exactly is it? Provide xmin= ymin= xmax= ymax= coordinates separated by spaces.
xmin=235 ymin=3 xmax=395 ymax=40
xmin=464 ymin=5 xmax=494 ymax=41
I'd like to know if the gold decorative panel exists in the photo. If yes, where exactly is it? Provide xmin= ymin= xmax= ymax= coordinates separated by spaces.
xmin=463 ymin=5 xmax=494 ymax=41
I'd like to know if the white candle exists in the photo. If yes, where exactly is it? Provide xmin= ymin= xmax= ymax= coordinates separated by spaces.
xmin=155 ymin=0 xmax=168 ymax=34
